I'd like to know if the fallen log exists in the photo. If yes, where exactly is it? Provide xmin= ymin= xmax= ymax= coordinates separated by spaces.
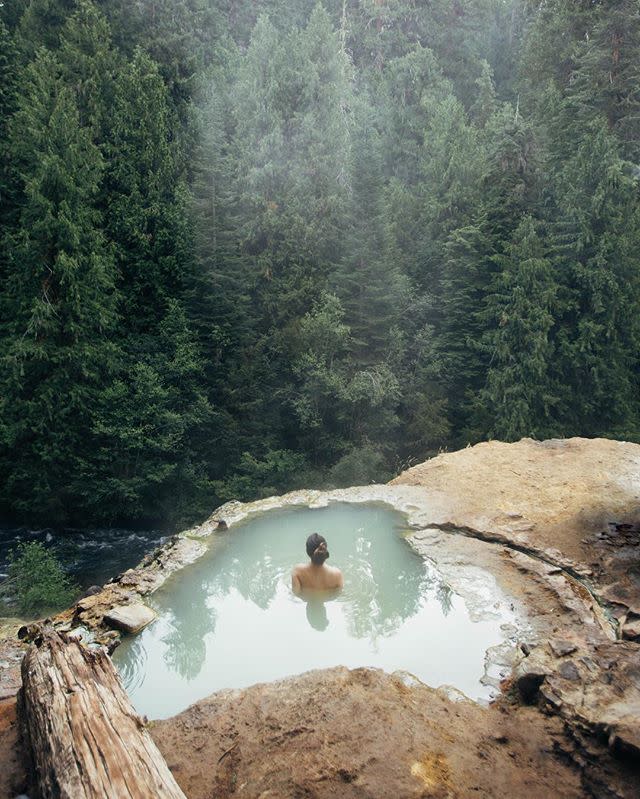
xmin=20 ymin=630 xmax=186 ymax=799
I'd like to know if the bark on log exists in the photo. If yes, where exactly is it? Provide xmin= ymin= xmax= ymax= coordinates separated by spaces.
xmin=20 ymin=630 xmax=186 ymax=799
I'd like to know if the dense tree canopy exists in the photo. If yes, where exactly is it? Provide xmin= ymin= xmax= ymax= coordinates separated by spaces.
xmin=1 ymin=0 xmax=639 ymax=528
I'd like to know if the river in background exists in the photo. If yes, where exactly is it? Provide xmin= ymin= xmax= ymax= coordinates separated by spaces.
xmin=0 ymin=524 xmax=167 ymax=615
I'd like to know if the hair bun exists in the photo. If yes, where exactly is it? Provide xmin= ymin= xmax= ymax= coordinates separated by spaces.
xmin=313 ymin=544 xmax=329 ymax=564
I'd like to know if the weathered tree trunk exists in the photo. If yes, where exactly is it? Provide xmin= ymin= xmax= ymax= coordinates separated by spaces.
xmin=20 ymin=630 xmax=186 ymax=799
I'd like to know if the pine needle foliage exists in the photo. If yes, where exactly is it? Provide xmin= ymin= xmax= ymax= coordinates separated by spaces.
xmin=7 ymin=542 xmax=79 ymax=615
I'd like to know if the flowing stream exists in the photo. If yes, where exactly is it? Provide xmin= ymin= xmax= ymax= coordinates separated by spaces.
xmin=0 ymin=525 xmax=166 ymax=613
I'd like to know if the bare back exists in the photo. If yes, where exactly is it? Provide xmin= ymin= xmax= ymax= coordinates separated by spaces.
xmin=292 ymin=563 xmax=343 ymax=593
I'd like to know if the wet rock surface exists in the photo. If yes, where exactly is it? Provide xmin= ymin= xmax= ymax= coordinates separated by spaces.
xmin=1 ymin=437 xmax=640 ymax=797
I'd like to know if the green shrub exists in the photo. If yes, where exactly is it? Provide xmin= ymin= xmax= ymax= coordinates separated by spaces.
xmin=328 ymin=445 xmax=390 ymax=488
xmin=213 ymin=449 xmax=309 ymax=502
xmin=7 ymin=542 xmax=79 ymax=616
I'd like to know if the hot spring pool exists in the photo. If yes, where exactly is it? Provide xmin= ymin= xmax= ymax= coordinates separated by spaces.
xmin=114 ymin=503 xmax=510 ymax=719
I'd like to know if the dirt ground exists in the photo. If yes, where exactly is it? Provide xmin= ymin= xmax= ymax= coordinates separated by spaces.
xmin=150 ymin=667 xmax=589 ymax=799
xmin=2 ymin=664 xmax=638 ymax=799
xmin=0 ymin=698 xmax=27 ymax=798
xmin=150 ymin=664 xmax=637 ymax=799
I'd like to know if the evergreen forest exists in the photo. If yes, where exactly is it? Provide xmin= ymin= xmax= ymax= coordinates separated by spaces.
xmin=1 ymin=0 xmax=639 ymax=529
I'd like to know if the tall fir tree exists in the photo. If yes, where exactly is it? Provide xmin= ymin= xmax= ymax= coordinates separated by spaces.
xmin=418 ymin=94 xmax=489 ymax=438
xmin=104 ymin=47 xmax=191 ymax=333
xmin=90 ymin=298 xmax=215 ymax=524
xmin=475 ymin=216 xmax=558 ymax=440
xmin=0 ymin=49 xmax=118 ymax=522
xmin=551 ymin=121 xmax=640 ymax=435
xmin=57 ymin=0 xmax=118 ymax=138
xmin=565 ymin=0 xmax=640 ymax=162
xmin=0 ymin=19 xmax=21 ymax=286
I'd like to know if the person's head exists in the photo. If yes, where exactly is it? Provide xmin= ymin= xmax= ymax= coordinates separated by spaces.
xmin=306 ymin=532 xmax=329 ymax=565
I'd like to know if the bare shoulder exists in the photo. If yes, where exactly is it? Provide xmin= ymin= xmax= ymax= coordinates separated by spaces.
xmin=291 ymin=564 xmax=306 ymax=593
xmin=328 ymin=565 xmax=344 ymax=586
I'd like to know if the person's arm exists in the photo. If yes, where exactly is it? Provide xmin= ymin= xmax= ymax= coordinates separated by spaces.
xmin=291 ymin=569 xmax=302 ymax=593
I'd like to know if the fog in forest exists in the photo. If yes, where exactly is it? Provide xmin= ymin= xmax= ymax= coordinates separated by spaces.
xmin=1 ymin=0 xmax=639 ymax=530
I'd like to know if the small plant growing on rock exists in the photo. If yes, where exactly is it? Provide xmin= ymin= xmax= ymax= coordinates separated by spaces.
xmin=7 ymin=542 xmax=78 ymax=615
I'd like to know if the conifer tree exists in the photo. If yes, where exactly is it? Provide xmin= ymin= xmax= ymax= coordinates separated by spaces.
xmin=476 ymin=216 xmax=558 ymax=440
xmin=0 ymin=0 xmax=29 ymax=32
xmin=91 ymin=46 xmax=213 ymax=523
xmin=219 ymin=8 xmax=353 ymax=461
xmin=551 ymin=121 xmax=640 ymax=434
xmin=232 ymin=7 xmax=350 ymax=321
xmin=294 ymin=3 xmax=351 ymax=265
xmin=104 ymin=47 xmax=190 ymax=332
xmin=289 ymin=292 xmax=352 ymax=466
xmin=518 ymin=0 xmax=598 ymax=121
xmin=517 ymin=0 xmax=640 ymax=437
xmin=0 ymin=19 xmax=20 ymax=284
xmin=187 ymin=61 xmax=270 ymax=478
xmin=335 ymin=110 xmax=408 ymax=365
xmin=470 ymin=60 xmax=498 ymax=128
xmin=380 ymin=46 xmax=451 ymax=280
xmin=15 ymin=0 xmax=75 ymax=53
xmin=90 ymin=299 xmax=214 ymax=523
xmin=419 ymin=95 xmax=488 ymax=436
xmin=565 ymin=0 xmax=640 ymax=162
xmin=0 ymin=49 xmax=118 ymax=522
xmin=479 ymin=102 xmax=538 ymax=286
xmin=57 ymin=0 xmax=118 ymax=138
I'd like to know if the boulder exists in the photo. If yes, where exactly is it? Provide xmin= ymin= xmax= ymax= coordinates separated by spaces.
xmin=104 ymin=602 xmax=156 ymax=634
xmin=621 ymin=615 xmax=640 ymax=641
xmin=513 ymin=648 xmax=552 ymax=703
xmin=549 ymin=639 xmax=578 ymax=657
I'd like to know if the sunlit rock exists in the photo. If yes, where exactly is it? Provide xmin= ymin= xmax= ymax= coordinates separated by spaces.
xmin=104 ymin=602 xmax=156 ymax=634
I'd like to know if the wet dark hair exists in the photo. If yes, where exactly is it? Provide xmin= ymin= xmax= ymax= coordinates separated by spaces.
xmin=306 ymin=533 xmax=329 ymax=565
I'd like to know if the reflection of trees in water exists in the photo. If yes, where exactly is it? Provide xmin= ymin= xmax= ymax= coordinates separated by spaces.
xmin=341 ymin=536 xmax=433 ymax=640
xmin=209 ymin=552 xmax=282 ymax=610
xmin=118 ymin=635 xmax=148 ymax=692
xmin=162 ymin=582 xmax=216 ymax=680
xmin=436 ymin=583 xmax=454 ymax=617
xmin=150 ymin=518 xmax=458 ymax=678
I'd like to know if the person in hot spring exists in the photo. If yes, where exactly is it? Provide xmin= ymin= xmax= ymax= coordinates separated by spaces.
xmin=291 ymin=532 xmax=343 ymax=593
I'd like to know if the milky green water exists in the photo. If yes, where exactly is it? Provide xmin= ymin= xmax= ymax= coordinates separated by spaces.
xmin=114 ymin=503 xmax=506 ymax=719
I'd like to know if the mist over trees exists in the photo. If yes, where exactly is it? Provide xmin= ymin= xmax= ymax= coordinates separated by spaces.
xmin=1 ymin=0 xmax=639 ymax=528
